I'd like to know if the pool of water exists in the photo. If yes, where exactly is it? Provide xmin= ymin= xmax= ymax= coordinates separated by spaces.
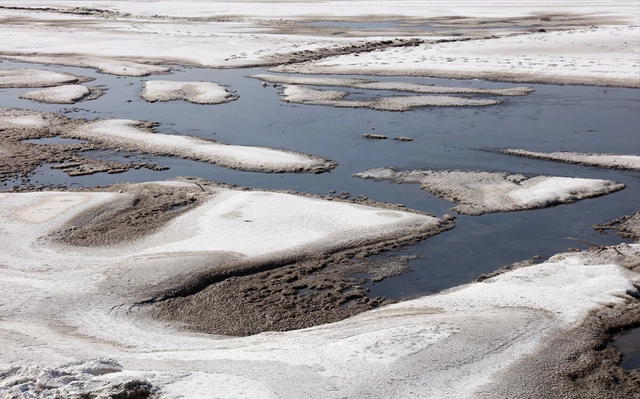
xmin=614 ymin=327 xmax=640 ymax=370
xmin=22 ymin=137 xmax=89 ymax=145
xmin=1 ymin=58 xmax=638 ymax=300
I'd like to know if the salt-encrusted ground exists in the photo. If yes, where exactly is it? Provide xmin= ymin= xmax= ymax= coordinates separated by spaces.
xmin=141 ymin=81 xmax=238 ymax=105
xmin=0 ymin=1 xmax=638 ymax=85
xmin=503 ymin=149 xmax=640 ymax=171
xmin=0 ymin=184 xmax=637 ymax=398
xmin=18 ymin=85 xmax=102 ymax=104
xmin=355 ymin=168 xmax=625 ymax=215
xmin=274 ymin=26 xmax=640 ymax=87
xmin=0 ymin=68 xmax=90 ymax=88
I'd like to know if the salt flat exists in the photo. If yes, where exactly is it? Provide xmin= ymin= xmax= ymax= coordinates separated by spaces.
xmin=0 ymin=1 xmax=638 ymax=86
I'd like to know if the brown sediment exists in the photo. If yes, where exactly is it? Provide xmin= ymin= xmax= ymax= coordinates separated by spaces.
xmin=594 ymin=211 xmax=640 ymax=242
xmin=149 ymin=255 xmax=419 ymax=337
xmin=49 ymin=181 xmax=206 ymax=247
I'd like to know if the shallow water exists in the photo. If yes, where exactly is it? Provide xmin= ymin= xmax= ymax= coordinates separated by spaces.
xmin=1 ymin=58 xmax=639 ymax=303
xmin=22 ymin=137 xmax=89 ymax=145
xmin=614 ymin=327 xmax=640 ymax=370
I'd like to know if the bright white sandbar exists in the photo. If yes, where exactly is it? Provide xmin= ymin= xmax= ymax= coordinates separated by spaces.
xmin=354 ymin=168 xmax=625 ymax=215
xmin=0 ymin=68 xmax=89 ymax=88
xmin=503 ymin=149 xmax=640 ymax=170
xmin=19 ymin=85 xmax=96 ymax=104
xmin=67 ymin=119 xmax=334 ymax=173
xmin=141 ymin=81 xmax=238 ymax=105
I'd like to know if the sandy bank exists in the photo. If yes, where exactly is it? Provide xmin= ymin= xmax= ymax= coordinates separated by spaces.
xmin=68 ymin=119 xmax=335 ymax=174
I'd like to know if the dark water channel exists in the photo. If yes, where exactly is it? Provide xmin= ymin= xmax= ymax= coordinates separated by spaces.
xmin=1 ymin=59 xmax=639 ymax=304
xmin=615 ymin=327 xmax=640 ymax=370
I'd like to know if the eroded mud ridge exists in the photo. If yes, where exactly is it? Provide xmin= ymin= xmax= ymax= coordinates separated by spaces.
xmin=0 ymin=108 xmax=165 ymax=183
xmin=594 ymin=211 xmax=640 ymax=241
xmin=151 ymin=255 xmax=419 ymax=336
